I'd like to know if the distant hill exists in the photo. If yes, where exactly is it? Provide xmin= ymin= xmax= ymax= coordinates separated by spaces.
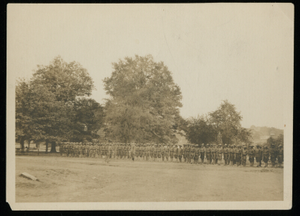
xmin=249 ymin=125 xmax=283 ymax=144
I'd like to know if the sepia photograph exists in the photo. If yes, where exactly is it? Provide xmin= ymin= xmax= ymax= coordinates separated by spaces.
xmin=7 ymin=3 xmax=293 ymax=210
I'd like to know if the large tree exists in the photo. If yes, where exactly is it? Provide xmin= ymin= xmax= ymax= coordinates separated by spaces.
xmin=209 ymin=100 xmax=252 ymax=144
xmin=103 ymin=55 xmax=182 ymax=144
xmin=16 ymin=56 xmax=101 ymax=152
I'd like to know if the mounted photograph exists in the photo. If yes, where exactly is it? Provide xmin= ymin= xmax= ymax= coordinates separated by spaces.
xmin=7 ymin=3 xmax=293 ymax=210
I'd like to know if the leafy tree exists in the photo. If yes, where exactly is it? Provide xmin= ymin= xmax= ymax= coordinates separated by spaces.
xmin=186 ymin=115 xmax=217 ymax=144
xmin=103 ymin=55 xmax=182 ymax=144
xmin=70 ymin=97 xmax=104 ymax=142
xmin=267 ymin=134 xmax=283 ymax=148
xmin=276 ymin=134 xmax=284 ymax=147
xmin=16 ymin=56 xmax=99 ymax=152
xmin=209 ymin=100 xmax=251 ymax=144
xmin=16 ymin=79 xmax=32 ymax=151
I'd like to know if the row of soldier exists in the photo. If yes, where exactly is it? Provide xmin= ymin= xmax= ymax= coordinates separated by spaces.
xmin=59 ymin=142 xmax=283 ymax=168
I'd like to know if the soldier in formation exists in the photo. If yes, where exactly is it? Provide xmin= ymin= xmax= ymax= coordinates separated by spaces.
xmin=59 ymin=142 xmax=283 ymax=168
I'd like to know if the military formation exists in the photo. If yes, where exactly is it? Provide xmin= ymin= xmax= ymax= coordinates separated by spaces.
xmin=59 ymin=142 xmax=283 ymax=168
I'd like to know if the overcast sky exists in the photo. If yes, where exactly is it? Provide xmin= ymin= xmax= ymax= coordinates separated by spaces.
xmin=8 ymin=4 xmax=293 ymax=129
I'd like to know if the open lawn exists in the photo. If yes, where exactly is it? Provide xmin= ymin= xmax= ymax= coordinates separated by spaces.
xmin=16 ymin=155 xmax=283 ymax=202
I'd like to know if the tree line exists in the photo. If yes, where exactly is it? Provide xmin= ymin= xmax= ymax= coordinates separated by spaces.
xmin=16 ymin=55 xmax=253 ymax=152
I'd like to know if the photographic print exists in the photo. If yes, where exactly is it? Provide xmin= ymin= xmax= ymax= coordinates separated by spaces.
xmin=7 ymin=3 xmax=293 ymax=210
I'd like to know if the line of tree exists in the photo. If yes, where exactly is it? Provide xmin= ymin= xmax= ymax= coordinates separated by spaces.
xmin=185 ymin=100 xmax=253 ymax=145
xmin=16 ymin=55 xmax=254 ymax=153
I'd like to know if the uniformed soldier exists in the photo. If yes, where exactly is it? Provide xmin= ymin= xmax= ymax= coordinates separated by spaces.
xmin=248 ymin=145 xmax=255 ymax=166
xmin=194 ymin=145 xmax=200 ymax=164
xmin=156 ymin=144 xmax=161 ymax=161
xmin=190 ymin=145 xmax=195 ymax=164
xmin=223 ymin=144 xmax=228 ymax=165
xmin=211 ymin=144 xmax=216 ymax=165
xmin=170 ymin=145 xmax=175 ymax=162
xmin=178 ymin=145 xmax=183 ymax=162
xmin=229 ymin=145 xmax=234 ymax=165
xmin=255 ymin=144 xmax=262 ymax=167
xmin=109 ymin=143 xmax=113 ymax=159
xmin=269 ymin=143 xmax=278 ymax=167
xmin=182 ymin=145 xmax=186 ymax=162
xmin=127 ymin=144 xmax=131 ymax=159
xmin=130 ymin=143 xmax=135 ymax=161
xmin=174 ymin=145 xmax=178 ymax=162
xmin=187 ymin=144 xmax=191 ymax=163
xmin=200 ymin=143 xmax=205 ymax=164
xmin=206 ymin=144 xmax=211 ymax=164
xmin=262 ymin=145 xmax=269 ymax=167
xmin=165 ymin=144 xmax=170 ymax=162
xmin=217 ymin=144 xmax=223 ymax=165
xmin=241 ymin=145 xmax=248 ymax=167
xmin=277 ymin=145 xmax=283 ymax=168
xmin=153 ymin=144 xmax=156 ymax=161
xmin=233 ymin=144 xmax=237 ymax=165
xmin=149 ymin=143 xmax=154 ymax=161
xmin=236 ymin=145 xmax=242 ymax=166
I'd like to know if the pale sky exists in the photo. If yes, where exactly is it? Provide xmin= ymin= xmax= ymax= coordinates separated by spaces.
xmin=7 ymin=3 xmax=294 ymax=129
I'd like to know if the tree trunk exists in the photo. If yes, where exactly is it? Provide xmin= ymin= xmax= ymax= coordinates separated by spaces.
xmin=20 ymin=137 xmax=25 ymax=152
xmin=46 ymin=141 xmax=49 ymax=153
xmin=50 ymin=141 xmax=57 ymax=153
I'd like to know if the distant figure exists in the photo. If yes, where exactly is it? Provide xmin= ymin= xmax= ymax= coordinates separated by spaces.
xmin=131 ymin=143 xmax=135 ymax=161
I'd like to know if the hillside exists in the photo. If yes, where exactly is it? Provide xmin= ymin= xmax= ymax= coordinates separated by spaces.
xmin=250 ymin=125 xmax=283 ymax=144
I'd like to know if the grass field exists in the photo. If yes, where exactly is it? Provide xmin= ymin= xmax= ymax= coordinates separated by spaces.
xmin=16 ymin=155 xmax=283 ymax=202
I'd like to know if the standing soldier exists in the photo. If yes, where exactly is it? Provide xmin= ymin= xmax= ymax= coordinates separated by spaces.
xmin=170 ymin=145 xmax=175 ymax=162
xmin=109 ymin=143 xmax=113 ymax=159
xmin=200 ymin=143 xmax=205 ymax=164
xmin=145 ymin=144 xmax=150 ymax=161
xmin=223 ymin=144 xmax=228 ymax=165
xmin=190 ymin=145 xmax=195 ymax=164
xmin=236 ymin=145 xmax=242 ymax=166
xmin=255 ymin=144 xmax=262 ymax=167
xmin=142 ymin=143 xmax=146 ymax=160
xmin=216 ymin=144 xmax=223 ymax=165
xmin=262 ymin=145 xmax=269 ymax=167
xmin=126 ymin=144 xmax=130 ymax=159
xmin=242 ymin=145 xmax=248 ymax=167
xmin=157 ymin=144 xmax=161 ymax=161
xmin=178 ymin=145 xmax=183 ymax=162
xmin=233 ymin=144 xmax=237 ymax=165
xmin=248 ymin=145 xmax=255 ymax=166
xmin=277 ymin=145 xmax=283 ymax=168
xmin=206 ymin=144 xmax=211 ymax=164
xmin=135 ymin=144 xmax=139 ymax=161
xmin=159 ymin=144 xmax=164 ymax=162
xmin=150 ymin=143 xmax=154 ymax=161
xmin=269 ymin=143 xmax=278 ymax=167
xmin=174 ymin=145 xmax=178 ymax=162
xmin=186 ymin=144 xmax=191 ymax=163
xmin=229 ymin=145 xmax=234 ymax=165
xmin=182 ymin=145 xmax=186 ymax=162
xmin=194 ymin=145 xmax=200 ymax=164
xmin=131 ymin=143 xmax=135 ymax=161
xmin=165 ymin=144 xmax=170 ymax=162
xmin=210 ymin=144 xmax=215 ymax=164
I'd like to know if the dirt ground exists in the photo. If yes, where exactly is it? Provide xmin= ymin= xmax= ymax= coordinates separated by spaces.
xmin=15 ymin=155 xmax=283 ymax=202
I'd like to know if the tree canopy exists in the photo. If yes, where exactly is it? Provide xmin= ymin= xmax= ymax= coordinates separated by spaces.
xmin=186 ymin=115 xmax=217 ymax=145
xmin=185 ymin=100 xmax=252 ymax=145
xmin=15 ymin=57 xmax=104 ymax=152
xmin=103 ymin=55 xmax=182 ymax=144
